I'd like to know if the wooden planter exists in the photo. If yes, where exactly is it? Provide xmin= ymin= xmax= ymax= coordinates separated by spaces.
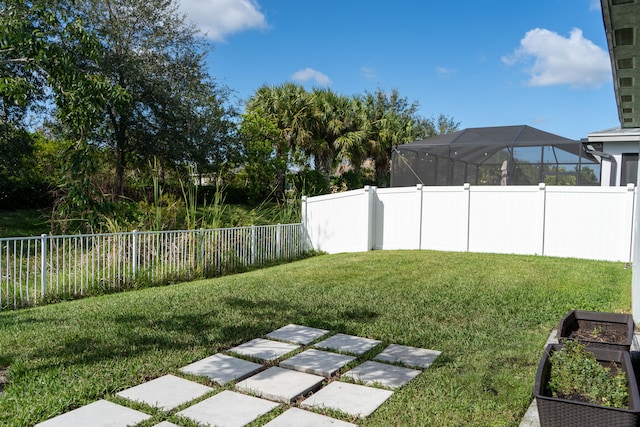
xmin=534 ymin=344 xmax=640 ymax=427
xmin=557 ymin=310 xmax=634 ymax=351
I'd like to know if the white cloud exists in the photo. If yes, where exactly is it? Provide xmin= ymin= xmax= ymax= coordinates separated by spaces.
xmin=436 ymin=66 xmax=457 ymax=78
xmin=361 ymin=66 xmax=376 ymax=80
xmin=502 ymin=28 xmax=611 ymax=88
xmin=179 ymin=0 xmax=268 ymax=42
xmin=291 ymin=67 xmax=331 ymax=86
xmin=590 ymin=0 xmax=601 ymax=11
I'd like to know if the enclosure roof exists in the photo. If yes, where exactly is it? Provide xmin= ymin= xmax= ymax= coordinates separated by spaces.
xmin=400 ymin=125 xmax=577 ymax=149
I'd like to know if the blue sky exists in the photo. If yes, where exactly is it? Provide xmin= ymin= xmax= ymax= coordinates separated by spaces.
xmin=178 ymin=0 xmax=617 ymax=140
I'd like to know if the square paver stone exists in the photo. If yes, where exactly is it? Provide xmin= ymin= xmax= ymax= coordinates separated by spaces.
xmin=116 ymin=374 xmax=212 ymax=411
xmin=229 ymin=338 xmax=299 ymax=361
xmin=280 ymin=349 xmax=356 ymax=377
xmin=263 ymin=407 xmax=356 ymax=426
xmin=314 ymin=333 xmax=381 ymax=355
xmin=235 ymin=366 xmax=325 ymax=403
xmin=301 ymin=381 xmax=393 ymax=419
xmin=343 ymin=360 xmax=421 ymax=389
xmin=266 ymin=324 xmax=329 ymax=345
xmin=374 ymin=344 xmax=441 ymax=369
xmin=176 ymin=390 xmax=278 ymax=427
xmin=35 ymin=399 xmax=151 ymax=427
xmin=179 ymin=353 xmax=263 ymax=385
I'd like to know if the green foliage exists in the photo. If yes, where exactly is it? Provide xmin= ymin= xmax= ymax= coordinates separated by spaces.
xmin=548 ymin=341 xmax=628 ymax=408
xmin=51 ymin=141 xmax=115 ymax=234
xmin=239 ymin=112 xmax=284 ymax=204
xmin=0 ymin=209 xmax=49 ymax=237
xmin=291 ymin=169 xmax=328 ymax=196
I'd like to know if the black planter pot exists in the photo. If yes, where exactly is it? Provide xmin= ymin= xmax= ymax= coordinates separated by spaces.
xmin=534 ymin=344 xmax=640 ymax=427
xmin=557 ymin=310 xmax=634 ymax=351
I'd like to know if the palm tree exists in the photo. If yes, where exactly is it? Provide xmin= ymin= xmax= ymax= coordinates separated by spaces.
xmin=361 ymin=89 xmax=419 ymax=187
xmin=246 ymin=83 xmax=313 ymax=198
xmin=306 ymin=88 xmax=367 ymax=188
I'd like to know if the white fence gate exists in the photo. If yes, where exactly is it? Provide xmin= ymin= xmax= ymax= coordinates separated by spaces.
xmin=302 ymin=184 xmax=636 ymax=262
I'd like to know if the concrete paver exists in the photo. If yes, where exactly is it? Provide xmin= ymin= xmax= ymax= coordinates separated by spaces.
xmin=314 ymin=333 xmax=381 ymax=355
xmin=343 ymin=360 xmax=421 ymax=389
xmin=279 ymin=349 xmax=356 ymax=377
xmin=229 ymin=338 xmax=300 ymax=361
xmin=35 ymin=326 xmax=446 ymax=426
xmin=267 ymin=324 xmax=330 ymax=345
xmin=235 ymin=366 xmax=325 ymax=403
xmin=263 ymin=407 xmax=357 ymax=426
xmin=374 ymin=344 xmax=441 ymax=368
xmin=176 ymin=390 xmax=278 ymax=427
xmin=179 ymin=353 xmax=263 ymax=385
xmin=116 ymin=374 xmax=212 ymax=411
xmin=35 ymin=399 xmax=151 ymax=427
xmin=301 ymin=381 xmax=393 ymax=418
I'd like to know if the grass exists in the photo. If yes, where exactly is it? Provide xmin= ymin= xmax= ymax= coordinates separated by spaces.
xmin=0 ymin=203 xmax=300 ymax=238
xmin=0 ymin=209 xmax=50 ymax=237
xmin=0 ymin=250 xmax=632 ymax=426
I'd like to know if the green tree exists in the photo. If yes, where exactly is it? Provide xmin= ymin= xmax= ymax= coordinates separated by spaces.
xmin=1 ymin=0 xmax=127 ymax=218
xmin=360 ymin=89 xmax=460 ymax=187
xmin=77 ymin=0 xmax=228 ymax=196
xmin=307 ymin=88 xmax=366 ymax=189
xmin=246 ymin=83 xmax=313 ymax=198
xmin=361 ymin=89 xmax=419 ymax=186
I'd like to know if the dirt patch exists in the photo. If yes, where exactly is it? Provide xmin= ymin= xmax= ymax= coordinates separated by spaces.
xmin=0 ymin=366 xmax=7 ymax=393
xmin=569 ymin=328 xmax=628 ymax=344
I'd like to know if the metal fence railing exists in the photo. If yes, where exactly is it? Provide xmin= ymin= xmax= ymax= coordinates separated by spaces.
xmin=0 ymin=223 xmax=311 ymax=310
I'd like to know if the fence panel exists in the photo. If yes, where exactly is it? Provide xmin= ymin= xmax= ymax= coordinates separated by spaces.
xmin=304 ymin=184 xmax=636 ymax=262
xmin=0 ymin=223 xmax=310 ymax=310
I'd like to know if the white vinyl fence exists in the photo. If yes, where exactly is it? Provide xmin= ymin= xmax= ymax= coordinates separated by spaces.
xmin=302 ymin=184 xmax=637 ymax=262
xmin=0 ymin=224 xmax=310 ymax=310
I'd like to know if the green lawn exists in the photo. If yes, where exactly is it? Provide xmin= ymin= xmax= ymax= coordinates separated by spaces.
xmin=0 ymin=250 xmax=632 ymax=426
xmin=0 ymin=209 xmax=50 ymax=237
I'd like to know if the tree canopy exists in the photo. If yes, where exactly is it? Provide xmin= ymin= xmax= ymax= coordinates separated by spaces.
xmin=1 ymin=0 xmax=459 ymax=231
xmin=244 ymin=84 xmax=460 ymax=192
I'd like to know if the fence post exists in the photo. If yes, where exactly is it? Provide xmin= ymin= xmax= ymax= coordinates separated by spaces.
xmin=416 ymin=184 xmax=423 ymax=250
xmin=538 ymin=183 xmax=547 ymax=256
xmin=365 ymin=186 xmax=377 ymax=251
xmin=132 ymin=230 xmax=138 ymax=276
xmin=464 ymin=183 xmax=471 ymax=252
xmin=301 ymin=196 xmax=310 ymax=251
xmin=276 ymin=223 xmax=282 ymax=259
xmin=199 ymin=228 xmax=205 ymax=272
xmin=40 ymin=234 xmax=47 ymax=298
xmin=251 ymin=225 xmax=256 ymax=265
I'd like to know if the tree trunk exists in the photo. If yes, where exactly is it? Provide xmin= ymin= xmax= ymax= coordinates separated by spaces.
xmin=315 ymin=152 xmax=333 ymax=191
xmin=109 ymin=108 xmax=128 ymax=198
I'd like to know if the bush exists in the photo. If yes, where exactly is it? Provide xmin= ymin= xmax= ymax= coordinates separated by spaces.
xmin=548 ymin=341 xmax=629 ymax=408
xmin=291 ymin=169 xmax=328 ymax=196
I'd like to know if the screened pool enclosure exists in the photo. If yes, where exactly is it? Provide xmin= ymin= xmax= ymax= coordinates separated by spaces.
xmin=391 ymin=125 xmax=602 ymax=187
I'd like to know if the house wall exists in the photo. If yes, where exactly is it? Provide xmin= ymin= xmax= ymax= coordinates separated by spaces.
xmin=302 ymin=184 xmax=636 ymax=262
xmin=600 ymin=141 xmax=638 ymax=186
xmin=588 ymin=128 xmax=640 ymax=187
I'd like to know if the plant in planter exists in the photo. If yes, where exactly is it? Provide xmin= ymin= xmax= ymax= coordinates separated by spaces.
xmin=557 ymin=310 xmax=634 ymax=351
xmin=547 ymin=341 xmax=628 ymax=408
xmin=534 ymin=343 xmax=640 ymax=427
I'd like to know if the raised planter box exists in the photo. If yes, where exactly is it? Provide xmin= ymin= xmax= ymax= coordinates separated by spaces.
xmin=557 ymin=310 xmax=634 ymax=351
xmin=534 ymin=343 xmax=640 ymax=427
